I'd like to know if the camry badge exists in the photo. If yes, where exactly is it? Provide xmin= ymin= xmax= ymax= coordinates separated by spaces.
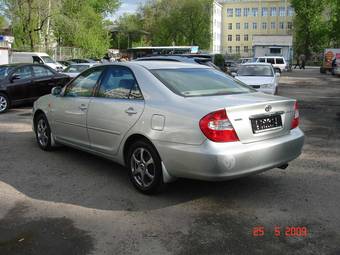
xmin=265 ymin=105 xmax=272 ymax=112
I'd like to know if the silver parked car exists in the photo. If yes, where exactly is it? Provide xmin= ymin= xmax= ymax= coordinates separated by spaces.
xmin=32 ymin=62 xmax=304 ymax=194
xmin=61 ymin=63 xmax=98 ymax=78
xmin=234 ymin=63 xmax=280 ymax=95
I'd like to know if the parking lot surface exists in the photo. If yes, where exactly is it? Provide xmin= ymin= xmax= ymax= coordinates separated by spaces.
xmin=0 ymin=69 xmax=340 ymax=255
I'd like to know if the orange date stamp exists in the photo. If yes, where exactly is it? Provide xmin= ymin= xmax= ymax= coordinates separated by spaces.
xmin=252 ymin=226 xmax=308 ymax=237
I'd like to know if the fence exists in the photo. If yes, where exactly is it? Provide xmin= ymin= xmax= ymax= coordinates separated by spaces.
xmin=11 ymin=46 xmax=85 ymax=61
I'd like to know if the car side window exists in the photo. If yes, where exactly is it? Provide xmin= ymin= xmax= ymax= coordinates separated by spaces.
xmin=64 ymin=67 xmax=104 ymax=97
xmin=267 ymin=58 xmax=275 ymax=64
xmin=32 ymin=56 xmax=43 ymax=64
xmin=258 ymin=58 xmax=266 ymax=63
xmin=32 ymin=65 xmax=54 ymax=78
xmin=12 ymin=66 xmax=33 ymax=80
xmin=276 ymin=58 xmax=284 ymax=64
xmin=97 ymin=66 xmax=143 ymax=100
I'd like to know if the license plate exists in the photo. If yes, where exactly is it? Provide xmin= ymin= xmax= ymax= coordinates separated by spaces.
xmin=251 ymin=115 xmax=282 ymax=133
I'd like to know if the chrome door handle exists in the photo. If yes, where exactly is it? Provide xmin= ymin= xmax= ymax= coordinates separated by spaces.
xmin=125 ymin=107 xmax=137 ymax=115
xmin=79 ymin=104 xmax=87 ymax=111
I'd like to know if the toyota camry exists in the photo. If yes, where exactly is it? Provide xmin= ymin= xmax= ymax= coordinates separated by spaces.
xmin=32 ymin=62 xmax=304 ymax=194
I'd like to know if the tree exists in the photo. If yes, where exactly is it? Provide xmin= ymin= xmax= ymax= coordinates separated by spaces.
xmin=291 ymin=0 xmax=328 ymax=59
xmin=0 ymin=16 xmax=5 ymax=28
xmin=327 ymin=0 xmax=340 ymax=47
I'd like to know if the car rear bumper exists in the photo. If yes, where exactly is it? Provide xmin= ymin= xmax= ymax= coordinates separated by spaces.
xmin=155 ymin=128 xmax=304 ymax=181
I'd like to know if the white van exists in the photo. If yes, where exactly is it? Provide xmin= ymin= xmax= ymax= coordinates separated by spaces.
xmin=256 ymin=56 xmax=288 ymax=73
xmin=10 ymin=52 xmax=64 ymax=72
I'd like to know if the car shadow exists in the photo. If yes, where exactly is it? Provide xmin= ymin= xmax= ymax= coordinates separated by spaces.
xmin=0 ymin=130 xmax=285 ymax=212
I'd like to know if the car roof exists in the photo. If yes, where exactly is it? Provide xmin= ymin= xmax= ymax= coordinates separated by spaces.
xmin=257 ymin=56 xmax=285 ymax=59
xmin=103 ymin=61 xmax=210 ymax=70
xmin=0 ymin=63 xmax=46 ymax=68
xmin=241 ymin=62 xmax=272 ymax=66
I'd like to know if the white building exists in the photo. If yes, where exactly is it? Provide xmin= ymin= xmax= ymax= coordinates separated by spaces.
xmin=211 ymin=1 xmax=222 ymax=54
xmin=0 ymin=35 xmax=14 ymax=65
xmin=252 ymin=35 xmax=293 ymax=63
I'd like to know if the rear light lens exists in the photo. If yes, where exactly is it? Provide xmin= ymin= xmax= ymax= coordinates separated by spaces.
xmin=291 ymin=101 xmax=299 ymax=129
xmin=199 ymin=109 xmax=239 ymax=142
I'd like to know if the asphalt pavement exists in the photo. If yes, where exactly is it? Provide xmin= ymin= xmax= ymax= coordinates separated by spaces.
xmin=0 ymin=69 xmax=339 ymax=255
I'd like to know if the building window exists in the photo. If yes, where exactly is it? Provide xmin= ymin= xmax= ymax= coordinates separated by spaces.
xmin=270 ymin=48 xmax=282 ymax=54
xmin=228 ymin=46 xmax=232 ymax=53
xmin=228 ymin=35 xmax=232 ymax=41
xmin=244 ymin=34 xmax=249 ymax=41
xmin=243 ymin=8 xmax=250 ymax=17
xmin=287 ymin=22 xmax=293 ymax=29
xmin=270 ymin=7 xmax=277 ymax=16
xmin=244 ymin=22 xmax=249 ymax=29
xmin=253 ymin=22 xmax=257 ymax=30
xmin=262 ymin=7 xmax=268 ymax=16
xmin=235 ymin=8 xmax=241 ymax=17
xmin=236 ymin=23 xmax=240 ymax=29
xmin=271 ymin=22 xmax=276 ymax=29
xmin=227 ymin=8 xmax=233 ymax=17
xmin=279 ymin=22 xmax=285 ymax=29
xmin=228 ymin=23 xmax=232 ymax=30
xmin=262 ymin=22 xmax=267 ymax=30
xmin=287 ymin=7 xmax=294 ymax=16
xmin=279 ymin=7 xmax=285 ymax=17
xmin=244 ymin=46 xmax=249 ymax=53
xmin=236 ymin=46 xmax=240 ymax=53
xmin=252 ymin=8 xmax=258 ymax=17
xmin=236 ymin=35 xmax=240 ymax=41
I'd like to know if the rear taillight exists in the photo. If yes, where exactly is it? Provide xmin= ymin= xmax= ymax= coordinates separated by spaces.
xmin=291 ymin=101 xmax=299 ymax=129
xmin=199 ymin=109 xmax=239 ymax=142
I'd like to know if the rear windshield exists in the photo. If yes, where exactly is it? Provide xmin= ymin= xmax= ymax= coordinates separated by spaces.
xmin=0 ymin=66 xmax=13 ymax=80
xmin=64 ymin=65 xmax=90 ymax=73
xmin=238 ymin=65 xmax=274 ymax=76
xmin=151 ymin=68 xmax=254 ymax=97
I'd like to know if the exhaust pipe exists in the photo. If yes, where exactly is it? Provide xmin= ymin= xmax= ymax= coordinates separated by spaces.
xmin=278 ymin=163 xmax=289 ymax=169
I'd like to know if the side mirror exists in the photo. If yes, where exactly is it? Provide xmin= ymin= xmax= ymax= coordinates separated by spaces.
xmin=10 ymin=74 xmax=21 ymax=82
xmin=231 ymin=72 xmax=237 ymax=77
xmin=51 ymin=86 xmax=62 ymax=96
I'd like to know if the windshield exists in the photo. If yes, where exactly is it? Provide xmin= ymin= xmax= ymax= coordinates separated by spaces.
xmin=0 ymin=66 xmax=13 ymax=80
xmin=64 ymin=65 xmax=90 ymax=73
xmin=151 ymin=68 xmax=254 ymax=97
xmin=41 ymin=56 xmax=56 ymax=64
xmin=238 ymin=65 xmax=274 ymax=76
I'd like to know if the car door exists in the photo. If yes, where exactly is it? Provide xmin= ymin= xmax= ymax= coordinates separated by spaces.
xmin=31 ymin=65 xmax=57 ymax=99
xmin=86 ymin=66 xmax=145 ymax=155
xmin=6 ymin=65 xmax=34 ymax=103
xmin=51 ymin=66 xmax=106 ymax=147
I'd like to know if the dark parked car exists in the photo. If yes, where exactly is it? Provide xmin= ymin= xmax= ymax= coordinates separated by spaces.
xmin=67 ymin=59 xmax=97 ymax=64
xmin=0 ymin=63 xmax=70 ymax=113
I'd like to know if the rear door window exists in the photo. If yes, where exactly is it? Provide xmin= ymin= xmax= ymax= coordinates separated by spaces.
xmin=267 ymin=58 xmax=275 ymax=64
xmin=33 ymin=66 xmax=54 ymax=78
xmin=276 ymin=58 xmax=284 ymax=64
xmin=97 ymin=66 xmax=143 ymax=100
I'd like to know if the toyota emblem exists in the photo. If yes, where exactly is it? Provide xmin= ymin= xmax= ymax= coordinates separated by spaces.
xmin=265 ymin=105 xmax=272 ymax=112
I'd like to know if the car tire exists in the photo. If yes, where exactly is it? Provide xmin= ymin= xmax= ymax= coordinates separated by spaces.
xmin=127 ymin=140 xmax=165 ymax=194
xmin=34 ymin=113 xmax=53 ymax=151
xmin=0 ymin=93 xmax=10 ymax=114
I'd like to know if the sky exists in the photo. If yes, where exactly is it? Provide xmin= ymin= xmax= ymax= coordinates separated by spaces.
xmin=112 ymin=0 xmax=147 ymax=20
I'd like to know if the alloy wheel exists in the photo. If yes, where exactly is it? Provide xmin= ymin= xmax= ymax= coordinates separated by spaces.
xmin=0 ymin=95 xmax=8 ymax=113
xmin=130 ymin=147 xmax=156 ymax=189
xmin=37 ymin=118 xmax=49 ymax=147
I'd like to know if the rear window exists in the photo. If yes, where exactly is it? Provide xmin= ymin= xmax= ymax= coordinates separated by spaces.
xmin=151 ymin=68 xmax=254 ymax=97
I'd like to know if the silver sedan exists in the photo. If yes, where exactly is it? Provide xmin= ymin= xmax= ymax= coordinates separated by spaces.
xmin=32 ymin=62 xmax=304 ymax=194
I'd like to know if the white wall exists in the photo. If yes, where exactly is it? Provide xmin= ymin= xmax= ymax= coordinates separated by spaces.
xmin=212 ymin=1 xmax=222 ymax=54
xmin=0 ymin=49 xmax=9 ymax=65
